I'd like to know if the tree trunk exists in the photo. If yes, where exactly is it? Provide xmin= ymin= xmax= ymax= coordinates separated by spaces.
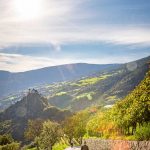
xmin=80 ymin=137 xmax=83 ymax=145
xmin=48 ymin=146 xmax=52 ymax=150
xmin=69 ymin=138 xmax=72 ymax=145
xmin=127 ymin=126 xmax=129 ymax=135
xmin=131 ymin=126 xmax=134 ymax=135
xmin=36 ymin=145 xmax=40 ymax=150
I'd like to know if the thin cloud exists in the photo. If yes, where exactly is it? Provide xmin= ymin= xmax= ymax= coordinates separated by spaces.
xmin=0 ymin=53 xmax=75 ymax=72
xmin=0 ymin=53 xmax=148 ymax=72
xmin=0 ymin=0 xmax=150 ymax=72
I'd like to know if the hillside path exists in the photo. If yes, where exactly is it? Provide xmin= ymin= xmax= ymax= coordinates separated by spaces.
xmin=65 ymin=146 xmax=81 ymax=150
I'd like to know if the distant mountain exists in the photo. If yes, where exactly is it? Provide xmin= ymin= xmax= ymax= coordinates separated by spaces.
xmin=0 ymin=56 xmax=149 ymax=111
xmin=0 ymin=90 xmax=71 ymax=140
xmin=0 ymin=63 xmax=120 ymax=98
xmin=46 ymin=56 xmax=150 ymax=111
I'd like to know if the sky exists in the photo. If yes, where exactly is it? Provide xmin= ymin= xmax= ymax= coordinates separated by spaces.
xmin=0 ymin=0 xmax=150 ymax=72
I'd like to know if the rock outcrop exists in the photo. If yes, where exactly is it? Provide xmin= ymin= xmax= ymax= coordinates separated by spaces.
xmin=0 ymin=90 xmax=71 ymax=141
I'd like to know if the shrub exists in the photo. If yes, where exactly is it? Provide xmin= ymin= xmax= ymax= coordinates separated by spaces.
xmin=53 ymin=143 xmax=68 ymax=150
xmin=0 ymin=142 xmax=20 ymax=150
xmin=135 ymin=123 xmax=150 ymax=140
xmin=125 ymin=135 xmax=136 ymax=141
xmin=0 ymin=134 xmax=14 ymax=145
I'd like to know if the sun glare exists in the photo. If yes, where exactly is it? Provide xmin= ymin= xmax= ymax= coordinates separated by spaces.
xmin=14 ymin=0 xmax=43 ymax=21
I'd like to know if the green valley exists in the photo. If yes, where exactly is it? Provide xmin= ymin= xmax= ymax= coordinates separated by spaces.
xmin=0 ymin=56 xmax=149 ymax=112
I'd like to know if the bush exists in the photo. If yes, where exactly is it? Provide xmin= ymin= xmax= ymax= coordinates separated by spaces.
xmin=125 ymin=135 xmax=136 ymax=141
xmin=53 ymin=143 xmax=68 ymax=150
xmin=0 ymin=134 xmax=13 ymax=145
xmin=0 ymin=142 xmax=20 ymax=150
xmin=135 ymin=123 xmax=150 ymax=140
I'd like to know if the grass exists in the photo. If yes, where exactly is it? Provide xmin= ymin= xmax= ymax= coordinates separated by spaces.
xmin=76 ymin=92 xmax=95 ymax=101
xmin=71 ymin=74 xmax=112 ymax=87
xmin=55 ymin=92 xmax=67 ymax=96
xmin=53 ymin=137 xmax=69 ymax=150
xmin=106 ymin=95 xmax=119 ymax=101
xmin=53 ymin=143 xmax=68 ymax=150
xmin=27 ymin=148 xmax=37 ymax=150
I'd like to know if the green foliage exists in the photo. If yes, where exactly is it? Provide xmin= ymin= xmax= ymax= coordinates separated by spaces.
xmin=86 ymin=110 xmax=119 ymax=138
xmin=55 ymin=92 xmax=67 ymax=96
xmin=111 ymin=70 xmax=150 ymax=136
xmin=86 ymin=71 xmax=150 ymax=140
xmin=0 ymin=135 xmax=20 ymax=150
xmin=24 ymin=119 xmax=43 ymax=141
xmin=63 ymin=110 xmax=90 ymax=143
xmin=48 ymin=93 xmax=72 ymax=109
xmin=53 ymin=143 xmax=68 ymax=150
xmin=0 ymin=134 xmax=13 ymax=145
xmin=73 ymin=75 xmax=111 ymax=87
xmin=135 ymin=123 xmax=150 ymax=140
xmin=38 ymin=120 xmax=63 ymax=150
xmin=27 ymin=148 xmax=37 ymax=150
xmin=0 ymin=120 xmax=12 ymax=134
xmin=125 ymin=135 xmax=136 ymax=141
xmin=75 ymin=92 xmax=95 ymax=101
xmin=106 ymin=95 xmax=119 ymax=102
xmin=0 ymin=142 xmax=20 ymax=150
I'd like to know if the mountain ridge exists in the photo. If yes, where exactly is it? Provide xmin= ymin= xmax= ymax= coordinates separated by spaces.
xmin=0 ymin=63 xmax=121 ymax=98
xmin=0 ymin=56 xmax=149 ymax=111
xmin=47 ymin=56 xmax=150 ymax=111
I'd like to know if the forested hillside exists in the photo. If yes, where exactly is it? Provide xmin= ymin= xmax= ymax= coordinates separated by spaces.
xmin=47 ymin=56 xmax=150 ymax=111
xmin=86 ymin=69 xmax=150 ymax=140
xmin=1 ymin=70 xmax=148 ymax=150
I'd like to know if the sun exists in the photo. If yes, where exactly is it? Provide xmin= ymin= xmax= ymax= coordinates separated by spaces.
xmin=14 ymin=0 xmax=43 ymax=21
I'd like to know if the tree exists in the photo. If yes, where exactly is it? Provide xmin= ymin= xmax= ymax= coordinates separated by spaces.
xmin=63 ymin=117 xmax=75 ymax=144
xmin=24 ymin=119 xmax=43 ymax=141
xmin=63 ymin=110 xmax=90 ymax=144
xmin=86 ymin=110 xmax=119 ymax=138
xmin=111 ymin=70 xmax=150 ymax=135
xmin=87 ymin=70 xmax=150 ymax=139
xmin=38 ymin=120 xmax=62 ymax=150
xmin=0 ymin=134 xmax=13 ymax=145
xmin=0 ymin=134 xmax=20 ymax=150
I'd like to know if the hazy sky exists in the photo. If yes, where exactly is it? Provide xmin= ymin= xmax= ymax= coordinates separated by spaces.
xmin=0 ymin=0 xmax=150 ymax=72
